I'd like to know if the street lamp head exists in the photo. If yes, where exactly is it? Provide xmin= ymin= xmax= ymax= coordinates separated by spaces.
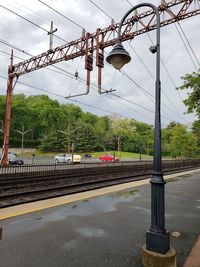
xmin=106 ymin=42 xmax=131 ymax=70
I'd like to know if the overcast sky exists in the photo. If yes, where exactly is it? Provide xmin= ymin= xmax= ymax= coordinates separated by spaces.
xmin=0 ymin=0 xmax=199 ymax=127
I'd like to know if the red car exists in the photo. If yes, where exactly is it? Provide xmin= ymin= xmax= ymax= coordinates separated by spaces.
xmin=99 ymin=154 xmax=119 ymax=162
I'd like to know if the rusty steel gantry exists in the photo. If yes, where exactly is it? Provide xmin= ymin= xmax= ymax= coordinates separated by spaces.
xmin=1 ymin=0 xmax=200 ymax=166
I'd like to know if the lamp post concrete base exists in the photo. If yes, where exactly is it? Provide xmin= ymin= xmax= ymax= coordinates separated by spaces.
xmin=141 ymin=245 xmax=176 ymax=267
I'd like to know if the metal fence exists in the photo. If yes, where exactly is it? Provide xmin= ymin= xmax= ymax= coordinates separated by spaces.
xmin=0 ymin=159 xmax=199 ymax=178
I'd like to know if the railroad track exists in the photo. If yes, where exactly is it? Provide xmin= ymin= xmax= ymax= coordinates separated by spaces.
xmin=0 ymin=160 xmax=199 ymax=208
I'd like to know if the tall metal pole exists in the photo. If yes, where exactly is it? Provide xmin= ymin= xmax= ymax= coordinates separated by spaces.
xmin=14 ymin=125 xmax=32 ymax=156
xmin=145 ymin=4 xmax=170 ymax=254
xmin=22 ymin=125 xmax=24 ymax=155
xmin=110 ymin=3 xmax=170 ymax=254
xmin=1 ymin=50 xmax=14 ymax=166
xmin=48 ymin=21 xmax=57 ymax=51
xmin=68 ymin=124 xmax=70 ymax=154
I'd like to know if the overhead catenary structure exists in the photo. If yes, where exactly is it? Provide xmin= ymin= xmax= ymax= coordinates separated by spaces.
xmin=1 ymin=0 xmax=200 ymax=166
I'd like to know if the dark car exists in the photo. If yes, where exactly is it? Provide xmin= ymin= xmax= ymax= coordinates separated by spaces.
xmin=0 ymin=153 xmax=24 ymax=165
xmin=8 ymin=154 xmax=24 ymax=165
xmin=84 ymin=153 xmax=92 ymax=158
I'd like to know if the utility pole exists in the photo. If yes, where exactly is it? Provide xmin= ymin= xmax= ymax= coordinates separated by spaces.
xmin=71 ymin=143 xmax=74 ymax=163
xmin=48 ymin=21 xmax=57 ymax=50
xmin=58 ymin=124 xmax=84 ymax=157
xmin=68 ymin=124 xmax=70 ymax=154
xmin=58 ymin=125 xmax=71 ymax=154
xmin=1 ymin=50 xmax=14 ymax=166
xmin=117 ymin=137 xmax=121 ymax=158
xmin=0 ymin=120 xmax=3 ymax=133
xmin=14 ymin=125 xmax=32 ymax=156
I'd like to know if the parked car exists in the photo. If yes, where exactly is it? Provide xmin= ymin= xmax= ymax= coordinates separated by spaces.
xmin=99 ymin=154 xmax=119 ymax=162
xmin=54 ymin=154 xmax=81 ymax=164
xmin=0 ymin=153 xmax=24 ymax=165
xmin=9 ymin=154 xmax=24 ymax=165
xmin=84 ymin=153 xmax=92 ymax=158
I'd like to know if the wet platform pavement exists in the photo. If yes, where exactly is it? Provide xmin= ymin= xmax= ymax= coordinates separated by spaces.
xmin=0 ymin=170 xmax=200 ymax=267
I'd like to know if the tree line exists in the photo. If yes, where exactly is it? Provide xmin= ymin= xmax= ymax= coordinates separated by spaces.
xmin=0 ymin=70 xmax=199 ymax=158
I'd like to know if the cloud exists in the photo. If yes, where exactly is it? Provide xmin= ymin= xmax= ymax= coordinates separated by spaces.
xmin=0 ymin=0 xmax=199 ymax=126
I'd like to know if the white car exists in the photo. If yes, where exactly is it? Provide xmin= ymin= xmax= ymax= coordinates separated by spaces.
xmin=54 ymin=154 xmax=81 ymax=164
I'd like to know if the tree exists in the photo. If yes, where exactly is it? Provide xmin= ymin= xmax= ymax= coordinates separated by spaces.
xmin=177 ymin=70 xmax=200 ymax=118
xmin=169 ymin=125 xmax=198 ymax=158
xmin=72 ymin=124 xmax=97 ymax=152
xmin=38 ymin=130 xmax=66 ymax=152
xmin=192 ymin=120 xmax=200 ymax=153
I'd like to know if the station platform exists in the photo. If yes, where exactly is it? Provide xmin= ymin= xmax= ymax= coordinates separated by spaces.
xmin=0 ymin=169 xmax=200 ymax=267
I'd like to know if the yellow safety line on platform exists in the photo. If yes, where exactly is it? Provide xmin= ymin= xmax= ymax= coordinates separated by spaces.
xmin=0 ymin=169 xmax=199 ymax=220
xmin=183 ymin=235 xmax=200 ymax=267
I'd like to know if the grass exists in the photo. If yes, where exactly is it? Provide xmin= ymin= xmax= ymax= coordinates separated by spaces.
xmin=22 ymin=150 xmax=153 ymax=159
xmin=91 ymin=151 xmax=152 ymax=159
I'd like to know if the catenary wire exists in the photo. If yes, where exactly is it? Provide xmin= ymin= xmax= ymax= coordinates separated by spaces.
xmin=33 ymin=0 xmax=186 ymax=123
xmin=88 ymin=0 xmax=189 ymax=123
xmin=0 ymin=6 xmax=188 ymax=125
xmin=0 ymin=3 xmax=68 ymax=44
xmin=0 ymin=74 xmax=125 ymax=117
xmin=174 ymin=23 xmax=198 ymax=71
xmin=38 ymin=0 xmax=84 ymax=30
xmin=0 ymin=47 xmax=174 ymax=123
xmin=0 ymin=48 xmax=156 ymax=122
xmin=177 ymin=21 xmax=200 ymax=67
xmin=0 ymin=33 xmax=184 ymax=124
xmin=125 ymin=0 xmax=189 ymax=122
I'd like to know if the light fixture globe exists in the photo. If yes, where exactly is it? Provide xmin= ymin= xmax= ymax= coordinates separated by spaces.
xmin=106 ymin=42 xmax=131 ymax=70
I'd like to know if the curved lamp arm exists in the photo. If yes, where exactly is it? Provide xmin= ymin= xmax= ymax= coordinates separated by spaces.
xmin=106 ymin=3 xmax=160 ymax=73
xmin=118 ymin=3 xmax=160 ymax=45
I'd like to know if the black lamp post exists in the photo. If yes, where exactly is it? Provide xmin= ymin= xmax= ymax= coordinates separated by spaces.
xmin=106 ymin=3 xmax=170 ymax=254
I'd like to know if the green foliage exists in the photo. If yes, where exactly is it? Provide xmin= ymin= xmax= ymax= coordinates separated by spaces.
xmin=72 ymin=124 xmax=97 ymax=152
xmin=0 ymin=94 xmax=199 ymax=158
xmin=176 ymin=70 xmax=200 ymax=156
xmin=169 ymin=125 xmax=198 ymax=158
xmin=38 ymin=131 xmax=66 ymax=152
xmin=177 ymin=70 xmax=200 ymax=118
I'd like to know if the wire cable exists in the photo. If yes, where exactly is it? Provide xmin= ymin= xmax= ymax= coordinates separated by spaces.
xmin=174 ymin=23 xmax=198 ymax=71
xmin=88 ymin=0 xmax=190 ymax=123
xmin=0 ymin=74 xmax=126 ymax=117
xmin=177 ymin=21 xmax=200 ymax=66
xmin=88 ymin=0 xmax=113 ymax=20
xmin=125 ymin=0 xmax=189 ymax=122
xmin=0 ymin=32 xmax=188 ymax=124
xmin=0 ymin=3 xmax=68 ymax=44
xmin=38 ymin=0 xmax=84 ymax=30
xmin=32 ymin=0 xmax=177 ymax=122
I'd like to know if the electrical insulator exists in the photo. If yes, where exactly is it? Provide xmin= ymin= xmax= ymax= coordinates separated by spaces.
xmin=75 ymin=70 xmax=78 ymax=79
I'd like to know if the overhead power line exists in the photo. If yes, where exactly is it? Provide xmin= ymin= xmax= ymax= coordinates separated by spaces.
xmin=5 ymin=0 xmax=188 ymax=123
xmin=0 ymin=74 xmax=126 ymax=118
xmin=125 ymin=0 xmax=189 ymax=123
xmin=88 ymin=0 xmax=113 ymax=20
xmin=0 ymin=34 xmax=185 ymax=124
xmin=177 ymin=21 xmax=200 ymax=66
xmin=87 ymin=0 xmax=190 ymax=123
xmin=38 ymin=0 xmax=84 ymax=30
xmin=0 ymin=48 xmax=156 ymax=122
xmin=0 ymin=2 xmax=192 ymax=124
xmin=174 ymin=23 xmax=198 ymax=71
xmin=0 ymin=3 xmax=68 ymax=44
xmin=0 ymin=48 xmax=172 ymax=123
xmin=0 ymin=42 xmax=154 ymax=118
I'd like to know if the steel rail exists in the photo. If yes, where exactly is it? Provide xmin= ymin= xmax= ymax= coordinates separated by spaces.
xmin=1 ymin=162 xmax=199 ymax=208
